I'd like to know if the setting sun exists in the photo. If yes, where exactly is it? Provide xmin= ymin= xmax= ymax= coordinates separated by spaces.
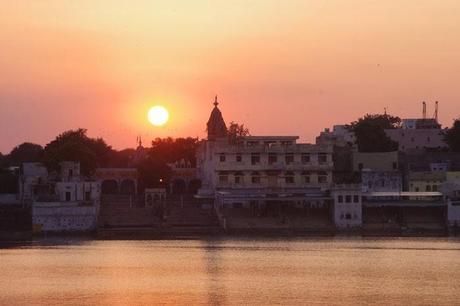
xmin=148 ymin=105 xmax=169 ymax=126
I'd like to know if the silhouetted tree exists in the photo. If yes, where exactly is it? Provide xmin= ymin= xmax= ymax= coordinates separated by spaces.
xmin=137 ymin=157 xmax=172 ymax=190
xmin=107 ymin=148 xmax=136 ymax=167
xmin=0 ymin=153 xmax=8 ymax=169
xmin=0 ymin=168 xmax=18 ymax=193
xmin=150 ymin=137 xmax=199 ymax=166
xmin=228 ymin=121 xmax=250 ymax=144
xmin=348 ymin=114 xmax=401 ymax=152
xmin=445 ymin=118 xmax=460 ymax=152
xmin=9 ymin=142 xmax=44 ymax=166
xmin=133 ymin=137 xmax=200 ymax=191
xmin=43 ymin=129 xmax=113 ymax=175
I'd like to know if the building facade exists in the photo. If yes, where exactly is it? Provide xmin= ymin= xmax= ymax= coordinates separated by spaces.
xmin=196 ymin=98 xmax=335 ymax=231
xmin=385 ymin=118 xmax=447 ymax=152
xmin=197 ymin=100 xmax=334 ymax=199
xmin=25 ymin=162 xmax=102 ymax=233
xmin=331 ymin=185 xmax=362 ymax=229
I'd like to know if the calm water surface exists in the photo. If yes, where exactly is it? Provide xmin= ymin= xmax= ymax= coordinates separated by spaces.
xmin=1 ymin=237 xmax=460 ymax=305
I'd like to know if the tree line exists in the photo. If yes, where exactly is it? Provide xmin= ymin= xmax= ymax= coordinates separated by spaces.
xmin=0 ymin=121 xmax=250 ymax=193
xmin=347 ymin=114 xmax=460 ymax=153
xmin=1 ymin=116 xmax=459 ymax=193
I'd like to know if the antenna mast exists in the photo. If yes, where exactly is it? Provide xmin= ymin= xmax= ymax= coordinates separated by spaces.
xmin=422 ymin=101 xmax=426 ymax=119
xmin=434 ymin=101 xmax=439 ymax=122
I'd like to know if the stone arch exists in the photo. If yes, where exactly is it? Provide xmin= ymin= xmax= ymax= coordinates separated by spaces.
xmin=120 ymin=179 xmax=136 ymax=195
xmin=188 ymin=179 xmax=202 ymax=194
xmin=172 ymin=178 xmax=187 ymax=194
xmin=101 ymin=180 xmax=119 ymax=194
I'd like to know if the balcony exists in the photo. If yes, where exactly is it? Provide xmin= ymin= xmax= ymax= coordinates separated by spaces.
xmin=214 ymin=161 xmax=333 ymax=172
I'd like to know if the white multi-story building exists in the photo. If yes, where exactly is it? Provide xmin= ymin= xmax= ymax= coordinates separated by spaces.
xmin=385 ymin=118 xmax=447 ymax=152
xmin=331 ymin=185 xmax=362 ymax=229
xmin=22 ymin=161 xmax=102 ymax=233
xmin=196 ymin=98 xmax=334 ymax=218
xmin=316 ymin=125 xmax=356 ymax=147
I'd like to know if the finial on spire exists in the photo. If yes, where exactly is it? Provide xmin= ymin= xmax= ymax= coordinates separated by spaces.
xmin=214 ymin=95 xmax=218 ymax=107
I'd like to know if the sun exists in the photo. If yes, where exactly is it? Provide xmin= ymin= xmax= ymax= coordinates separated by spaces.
xmin=148 ymin=105 xmax=169 ymax=126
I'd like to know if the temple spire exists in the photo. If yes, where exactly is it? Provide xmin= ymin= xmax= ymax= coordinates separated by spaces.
xmin=207 ymin=95 xmax=227 ymax=140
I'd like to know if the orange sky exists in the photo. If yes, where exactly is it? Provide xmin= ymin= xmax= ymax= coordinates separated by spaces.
xmin=1 ymin=0 xmax=460 ymax=153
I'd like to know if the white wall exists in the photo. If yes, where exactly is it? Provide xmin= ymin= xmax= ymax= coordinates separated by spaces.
xmin=32 ymin=203 xmax=97 ymax=232
xmin=332 ymin=190 xmax=362 ymax=228
xmin=447 ymin=199 xmax=460 ymax=226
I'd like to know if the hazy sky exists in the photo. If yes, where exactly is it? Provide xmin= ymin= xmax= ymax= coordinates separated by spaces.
xmin=1 ymin=0 xmax=460 ymax=153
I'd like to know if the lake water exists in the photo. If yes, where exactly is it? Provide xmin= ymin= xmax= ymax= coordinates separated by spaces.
xmin=1 ymin=237 xmax=460 ymax=305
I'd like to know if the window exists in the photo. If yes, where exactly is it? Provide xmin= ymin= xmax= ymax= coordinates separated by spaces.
xmin=345 ymin=195 xmax=352 ymax=203
xmin=302 ymin=171 xmax=311 ymax=183
xmin=251 ymin=171 xmax=261 ymax=184
xmin=338 ymin=195 xmax=343 ymax=203
xmin=219 ymin=154 xmax=226 ymax=162
xmin=426 ymin=185 xmax=431 ymax=192
xmin=251 ymin=153 xmax=260 ymax=165
xmin=285 ymin=153 xmax=294 ymax=165
xmin=65 ymin=192 xmax=71 ymax=202
xmin=353 ymin=195 xmax=360 ymax=203
xmin=285 ymin=171 xmax=295 ymax=184
xmin=85 ymin=191 xmax=91 ymax=201
xmin=234 ymin=172 xmax=244 ymax=185
xmin=318 ymin=171 xmax=328 ymax=183
xmin=301 ymin=153 xmax=310 ymax=164
xmin=268 ymin=153 xmax=277 ymax=165
xmin=393 ymin=162 xmax=398 ymax=170
xmin=69 ymin=169 xmax=73 ymax=177
xmin=236 ymin=154 xmax=242 ymax=162
xmin=318 ymin=153 xmax=328 ymax=164
xmin=358 ymin=163 xmax=363 ymax=171
xmin=219 ymin=172 xmax=228 ymax=184
xmin=432 ymin=185 xmax=438 ymax=192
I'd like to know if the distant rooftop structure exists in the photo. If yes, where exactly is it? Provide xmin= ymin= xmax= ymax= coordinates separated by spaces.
xmin=401 ymin=101 xmax=441 ymax=129
xmin=402 ymin=118 xmax=441 ymax=130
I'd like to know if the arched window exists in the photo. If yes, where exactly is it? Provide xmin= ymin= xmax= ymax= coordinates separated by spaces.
xmin=120 ymin=179 xmax=136 ymax=195
xmin=101 ymin=180 xmax=119 ymax=194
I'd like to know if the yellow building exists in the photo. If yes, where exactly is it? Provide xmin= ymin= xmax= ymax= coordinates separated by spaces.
xmin=446 ymin=172 xmax=460 ymax=182
xmin=408 ymin=171 xmax=446 ymax=200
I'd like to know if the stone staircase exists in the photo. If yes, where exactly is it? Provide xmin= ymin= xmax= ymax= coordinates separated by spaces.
xmin=98 ymin=195 xmax=162 ymax=228
xmin=163 ymin=195 xmax=222 ymax=235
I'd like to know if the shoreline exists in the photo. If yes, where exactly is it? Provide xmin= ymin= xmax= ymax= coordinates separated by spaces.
xmin=1 ymin=228 xmax=457 ymax=243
